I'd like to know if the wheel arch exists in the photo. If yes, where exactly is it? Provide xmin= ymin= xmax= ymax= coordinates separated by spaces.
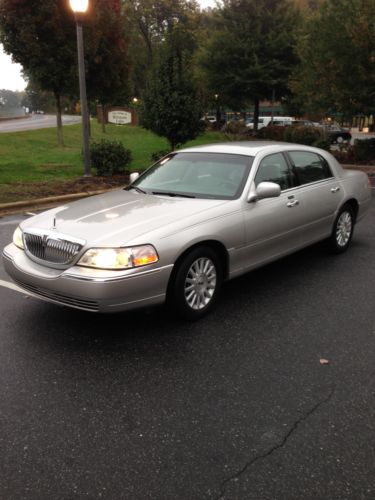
xmin=341 ymin=198 xmax=359 ymax=222
xmin=168 ymin=240 xmax=230 ymax=290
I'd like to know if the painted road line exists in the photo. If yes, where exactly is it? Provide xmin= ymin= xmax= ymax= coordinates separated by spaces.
xmin=0 ymin=279 xmax=31 ymax=295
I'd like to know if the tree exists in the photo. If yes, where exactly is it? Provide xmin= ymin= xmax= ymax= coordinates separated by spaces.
xmin=123 ymin=0 xmax=200 ymax=97
xmin=199 ymin=0 xmax=300 ymax=130
xmin=0 ymin=0 xmax=131 ymax=146
xmin=0 ymin=0 xmax=78 ymax=146
xmin=85 ymin=0 xmax=131 ymax=133
xmin=0 ymin=89 xmax=24 ymax=108
xmin=140 ymin=26 xmax=204 ymax=150
xmin=291 ymin=0 xmax=375 ymax=121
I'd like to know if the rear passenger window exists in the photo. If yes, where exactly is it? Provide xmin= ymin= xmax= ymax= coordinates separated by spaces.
xmin=288 ymin=151 xmax=333 ymax=185
xmin=255 ymin=153 xmax=292 ymax=191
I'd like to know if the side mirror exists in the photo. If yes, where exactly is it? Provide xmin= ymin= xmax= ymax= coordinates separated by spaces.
xmin=130 ymin=172 xmax=140 ymax=183
xmin=247 ymin=181 xmax=281 ymax=202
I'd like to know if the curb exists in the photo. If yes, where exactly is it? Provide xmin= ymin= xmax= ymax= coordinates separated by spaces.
xmin=0 ymin=188 xmax=117 ymax=217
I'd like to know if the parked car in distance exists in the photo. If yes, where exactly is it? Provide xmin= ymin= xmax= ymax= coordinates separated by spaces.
xmin=247 ymin=116 xmax=294 ymax=130
xmin=291 ymin=119 xmax=317 ymax=127
xmin=3 ymin=142 xmax=371 ymax=320
xmin=322 ymin=125 xmax=352 ymax=144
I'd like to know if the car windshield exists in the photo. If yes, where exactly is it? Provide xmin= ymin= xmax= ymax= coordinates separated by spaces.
xmin=131 ymin=152 xmax=253 ymax=200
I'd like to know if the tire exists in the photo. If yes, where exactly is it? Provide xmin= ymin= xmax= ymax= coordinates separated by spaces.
xmin=328 ymin=204 xmax=355 ymax=254
xmin=168 ymin=246 xmax=223 ymax=320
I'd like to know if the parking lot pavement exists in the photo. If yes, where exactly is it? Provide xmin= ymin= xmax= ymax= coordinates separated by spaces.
xmin=0 ymin=200 xmax=374 ymax=499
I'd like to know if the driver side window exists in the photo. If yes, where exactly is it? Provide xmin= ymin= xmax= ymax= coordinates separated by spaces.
xmin=255 ymin=153 xmax=292 ymax=191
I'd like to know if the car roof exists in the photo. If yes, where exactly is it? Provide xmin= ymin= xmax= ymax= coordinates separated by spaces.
xmin=178 ymin=141 xmax=319 ymax=157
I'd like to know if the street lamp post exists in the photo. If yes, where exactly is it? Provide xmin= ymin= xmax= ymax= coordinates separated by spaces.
xmin=69 ymin=0 xmax=91 ymax=177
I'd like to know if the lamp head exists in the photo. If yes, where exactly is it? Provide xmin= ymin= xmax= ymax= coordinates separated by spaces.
xmin=69 ymin=0 xmax=89 ymax=13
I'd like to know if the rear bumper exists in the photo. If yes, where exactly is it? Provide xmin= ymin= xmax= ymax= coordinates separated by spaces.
xmin=2 ymin=244 xmax=173 ymax=313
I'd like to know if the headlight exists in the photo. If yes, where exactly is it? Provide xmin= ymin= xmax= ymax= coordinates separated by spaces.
xmin=77 ymin=245 xmax=159 ymax=270
xmin=13 ymin=226 xmax=24 ymax=249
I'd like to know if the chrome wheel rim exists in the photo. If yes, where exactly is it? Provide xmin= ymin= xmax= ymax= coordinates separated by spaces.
xmin=184 ymin=257 xmax=217 ymax=310
xmin=336 ymin=211 xmax=352 ymax=247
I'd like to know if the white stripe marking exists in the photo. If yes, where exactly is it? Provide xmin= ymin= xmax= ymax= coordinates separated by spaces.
xmin=0 ymin=279 xmax=31 ymax=295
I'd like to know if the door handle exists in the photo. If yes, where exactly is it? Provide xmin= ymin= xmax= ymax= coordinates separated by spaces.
xmin=331 ymin=187 xmax=340 ymax=193
xmin=287 ymin=200 xmax=299 ymax=207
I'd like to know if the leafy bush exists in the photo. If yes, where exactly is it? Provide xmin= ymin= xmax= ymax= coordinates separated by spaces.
xmin=256 ymin=125 xmax=286 ymax=141
xmin=150 ymin=150 xmax=171 ymax=163
xmin=310 ymin=138 xmax=331 ymax=151
xmin=221 ymin=120 xmax=252 ymax=141
xmin=332 ymin=145 xmax=355 ymax=165
xmin=353 ymin=138 xmax=375 ymax=163
xmin=90 ymin=140 xmax=132 ymax=176
xmin=284 ymin=125 xmax=323 ymax=145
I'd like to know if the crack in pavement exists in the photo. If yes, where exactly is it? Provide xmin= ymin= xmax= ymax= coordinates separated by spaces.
xmin=215 ymin=387 xmax=335 ymax=500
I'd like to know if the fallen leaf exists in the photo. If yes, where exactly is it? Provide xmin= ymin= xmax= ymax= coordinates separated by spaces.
xmin=320 ymin=358 xmax=330 ymax=365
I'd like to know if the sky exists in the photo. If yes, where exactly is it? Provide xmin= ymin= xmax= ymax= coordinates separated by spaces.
xmin=0 ymin=0 xmax=218 ymax=92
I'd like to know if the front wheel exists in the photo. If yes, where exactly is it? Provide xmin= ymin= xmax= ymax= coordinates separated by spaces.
xmin=168 ymin=246 xmax=223 ymax=320
xmin=328 ymin=205 xmax=355 ymax=253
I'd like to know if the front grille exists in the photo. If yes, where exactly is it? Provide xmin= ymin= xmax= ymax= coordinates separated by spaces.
xmin=14 ymin=279 xmax=99 ymax=312
xmin=24 ymin=232 xmax=83 ymax=265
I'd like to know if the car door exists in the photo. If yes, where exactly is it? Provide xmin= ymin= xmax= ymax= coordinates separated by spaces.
xmin=286 ymin=150 xmax=345 ymax=244
xmin=242 ymin=152 xmax=307 ymax=269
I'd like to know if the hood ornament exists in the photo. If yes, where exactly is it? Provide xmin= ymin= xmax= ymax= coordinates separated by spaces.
xmin=52 ymin=217 xmax=57 ymax=230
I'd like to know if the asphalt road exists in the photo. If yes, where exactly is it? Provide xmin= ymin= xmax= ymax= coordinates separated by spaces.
xmin=0 ymin=114 xmax=81 ymax=133
xmin=0 ymin=200 xmax=375 ymax=500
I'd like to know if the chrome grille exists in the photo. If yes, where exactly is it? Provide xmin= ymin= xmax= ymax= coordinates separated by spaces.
xmin=24 ymin=232 xmax=83 ymax=265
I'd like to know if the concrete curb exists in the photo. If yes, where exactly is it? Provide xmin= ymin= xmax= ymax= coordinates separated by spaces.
xmin=0 ymin=188 xmax=117 ymax=217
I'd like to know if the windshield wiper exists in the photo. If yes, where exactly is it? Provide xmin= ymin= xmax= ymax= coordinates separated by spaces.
xmin=126 ymin=185 xmax=147 ymax=194
xmin=152 ymin=191 xmax=196 ymax=199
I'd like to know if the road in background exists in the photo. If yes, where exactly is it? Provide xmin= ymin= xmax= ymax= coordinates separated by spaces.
xmin=0 ymin=200 xmax=375 ymax=499
xmin=0 ymin=114 xmax=81 ymax=133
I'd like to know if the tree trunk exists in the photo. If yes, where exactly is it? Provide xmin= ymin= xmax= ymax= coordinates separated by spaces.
xmin=101 ymin=103 xmax=106 ymax=133
xmin=55 ymin=92 xmax=64 ymax=147
xmin=253 ymin=98 xmax=260 ymax=133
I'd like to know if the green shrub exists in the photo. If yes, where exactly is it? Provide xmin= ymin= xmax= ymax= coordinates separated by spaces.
xmin=90 ymin=140 xmax=132 ymax=176
xmin=353 ymin=138 xmax=375 ymax=162
xmin=150 ymin=150 xmax=171 ymax=163
xmin=284 ymin=125 xmax=323 ymax=145
xmin=332 ymin=146 xmax=355 ymax=164
xmin=222 ymin=120 xmax=251 ymax=140
xmin=311 ymin=138 xmax=331 ymax=151
xmin=256 ymin=125 xmax=286 ymax=141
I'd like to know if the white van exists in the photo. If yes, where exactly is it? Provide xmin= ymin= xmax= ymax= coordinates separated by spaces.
xmin=246 ymin=116 xmax=294 ymax=130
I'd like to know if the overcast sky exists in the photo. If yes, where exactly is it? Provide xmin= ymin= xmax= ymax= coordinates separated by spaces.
xmin=0 ymin=0 xmax=218 ymax=92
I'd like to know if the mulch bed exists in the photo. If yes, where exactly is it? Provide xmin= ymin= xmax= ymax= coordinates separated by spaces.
xmin=0 ymin=174 xmax=130 ymax=204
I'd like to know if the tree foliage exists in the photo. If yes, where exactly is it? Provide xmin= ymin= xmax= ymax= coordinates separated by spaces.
xmin=291 ymin=0 xmax=375 ymax=120
xmin=0 ymin=0 xmax=77 ymax=145
xmin=199 ymin=0 xmax=300 ymax=128
xmin=85 ymin=0 xmax=131 ymax=132
xmin=123 ymin=0 xmax=200 ymax=98
xmin=0 ymin=0 xmax=131 ymax=144
xmin=140 ymin=26 xmax=203 ymax=150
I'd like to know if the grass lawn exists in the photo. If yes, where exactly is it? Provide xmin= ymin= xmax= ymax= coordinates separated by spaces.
xmin=0 ymin=120 xmax=228 ymax=203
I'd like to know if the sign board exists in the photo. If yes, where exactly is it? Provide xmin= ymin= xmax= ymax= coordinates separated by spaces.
xmin=108 ymin=110 xmax=132 ymax=125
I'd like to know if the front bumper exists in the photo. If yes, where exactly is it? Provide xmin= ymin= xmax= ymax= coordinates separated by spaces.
xmin=2 ymin=244 xmax=173 ymax=313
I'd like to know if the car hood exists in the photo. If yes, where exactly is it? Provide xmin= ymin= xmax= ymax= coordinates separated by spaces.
xmin=21 ymin=189 xmax=230 ymax=246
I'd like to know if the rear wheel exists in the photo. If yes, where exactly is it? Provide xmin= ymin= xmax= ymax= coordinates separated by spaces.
xmin=169 ymin=246 xmax=223 ymax=320
xmin=328 ymin=204 xmax=355 ymax=253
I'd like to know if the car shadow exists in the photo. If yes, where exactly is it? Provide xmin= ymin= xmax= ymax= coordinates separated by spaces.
xmin=20 ymin=235 xmax=369 ymax=358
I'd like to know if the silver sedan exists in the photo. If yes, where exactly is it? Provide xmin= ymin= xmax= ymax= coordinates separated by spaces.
xmin=3 ymin=142 xmax=372 ymax=319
